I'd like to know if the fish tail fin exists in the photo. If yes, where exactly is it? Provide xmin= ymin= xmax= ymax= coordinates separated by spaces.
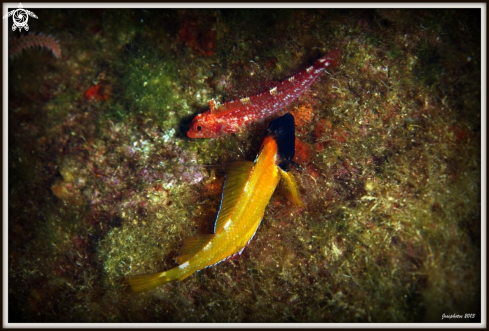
xmin=319 ymin=49 xmax=341 ymax=69
xmin=126 ymin=270 xmax=173 ymax=292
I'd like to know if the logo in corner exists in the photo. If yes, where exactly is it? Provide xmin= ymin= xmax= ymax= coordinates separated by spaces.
xmin=3 ymin=3 xmax=38 ymax=32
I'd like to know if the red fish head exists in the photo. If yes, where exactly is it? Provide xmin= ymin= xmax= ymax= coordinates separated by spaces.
xmin=187 ymin=112 xmax=223 ymax=138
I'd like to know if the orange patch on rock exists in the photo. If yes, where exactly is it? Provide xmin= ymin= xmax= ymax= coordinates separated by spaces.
xmin=293 ymin=137 xmax=311 ymax=164
xmin=290 ymin=102 xmax=314 ymax=132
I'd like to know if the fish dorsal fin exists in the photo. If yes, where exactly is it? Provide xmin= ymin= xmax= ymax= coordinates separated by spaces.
xmin=209 ymin=99 xmax=229 ymax=114
xmin=176 ymin=234 xmax=214 ymax=264
xmin=209 ymin=99 xmax=219 ymax=113
xmin=214 ymin=161 xmax=254 ymax=233
xmin=278 ymin=168 xmax=304 ymax=207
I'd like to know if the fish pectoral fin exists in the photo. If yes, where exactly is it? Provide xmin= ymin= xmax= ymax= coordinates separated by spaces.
xmin=176 ymin=234 xmax=214 ymax=264
xmin=214 ymin=161 xmax=254 ymax=233
xmin=278 ymin=168 xmax=304 ymax=208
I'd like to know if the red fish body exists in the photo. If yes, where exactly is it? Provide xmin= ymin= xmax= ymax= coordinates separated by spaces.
xmin=187 ymin=49 xmax=341 ymax=138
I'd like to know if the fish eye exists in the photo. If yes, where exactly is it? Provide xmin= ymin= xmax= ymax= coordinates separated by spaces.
xmin=192 ymin=123 xmax=202 ymax=132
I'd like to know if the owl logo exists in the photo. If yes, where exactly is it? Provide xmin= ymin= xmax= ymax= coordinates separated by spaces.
xmin=3 ymin=3 xmax=38 ymax=32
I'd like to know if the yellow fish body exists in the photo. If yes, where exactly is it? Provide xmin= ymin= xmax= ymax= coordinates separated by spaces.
xmin=127 ymin=113 xmax=303 ymax=292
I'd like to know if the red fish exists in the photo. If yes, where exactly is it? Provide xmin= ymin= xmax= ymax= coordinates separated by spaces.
xmin=187 ymin=49 xmax=341 ymax=138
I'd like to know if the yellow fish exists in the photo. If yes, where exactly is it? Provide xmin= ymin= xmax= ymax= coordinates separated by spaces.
xmin=127 ymin=113 xmax=303 ymax=292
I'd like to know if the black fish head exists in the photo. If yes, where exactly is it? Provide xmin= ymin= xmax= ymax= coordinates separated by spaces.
xmin=266 ymin=113 xmax=296 ymax=171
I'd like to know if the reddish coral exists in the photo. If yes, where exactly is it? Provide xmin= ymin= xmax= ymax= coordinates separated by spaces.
xmin=293 ymin=137 xmax=311 ymax=164
xmin=178 ymin=15 xmax=216 ymax=57
xmin=85 ymin=83 xmax=112 ymax=102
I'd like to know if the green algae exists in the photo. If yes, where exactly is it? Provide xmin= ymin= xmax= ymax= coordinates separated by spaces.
xmin=116 ymin=51 xmax=183 ymax=126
